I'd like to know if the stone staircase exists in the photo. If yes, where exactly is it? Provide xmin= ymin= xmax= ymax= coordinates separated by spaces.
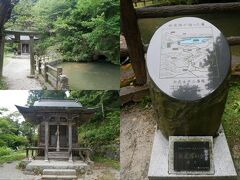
xmin=41 ymin=169 xmax=77 ymax=180
xmin=48 ymin=151 xmax=69 ymax=161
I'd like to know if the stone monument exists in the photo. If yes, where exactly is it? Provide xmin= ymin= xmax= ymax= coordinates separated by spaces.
xmin=146 ymin=17 xmax=237 ymax=179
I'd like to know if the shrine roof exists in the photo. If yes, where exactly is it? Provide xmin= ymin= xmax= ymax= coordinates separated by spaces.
xmin=33 ymin=99 xmax=83 ymax=108
xmin=15 ymin=99 xmax=96 ymax=125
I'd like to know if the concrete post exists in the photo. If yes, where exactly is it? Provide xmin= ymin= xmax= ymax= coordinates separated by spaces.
xmin=29 ymin=35 xmax=35 ymax=76
xmin=44 ymin=121 xmax=49 ymax=161
xmin=68 ymin=121 xmax=72 ymax=162
xmin=0 ymin=32 xmax=5 ymax=77
xmin=59 ymin=75 xmax=69 ymax=90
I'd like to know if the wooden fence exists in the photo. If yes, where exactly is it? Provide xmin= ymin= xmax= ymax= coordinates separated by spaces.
xmin=35 ymin=56 xmax=69 ymax=90
xmin=133 ymin=0 xmax=155 ymax=7
xmin=26 ymin=146 xmax=92 ymax=162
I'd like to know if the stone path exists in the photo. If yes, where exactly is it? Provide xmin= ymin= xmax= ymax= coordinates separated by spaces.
xmin=3 ymin=55 xmax=42 ymax=90
xmin=0 ymin=161 xmax=119 ymax=180
xmin=0 ymin=161 xmax=40 ymax=180
xmin=120 ymin=104 xmax=156 ymax=180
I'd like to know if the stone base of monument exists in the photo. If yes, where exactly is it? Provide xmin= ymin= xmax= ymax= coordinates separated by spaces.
xmin=148 ymin=127 xmax=237 ymax=180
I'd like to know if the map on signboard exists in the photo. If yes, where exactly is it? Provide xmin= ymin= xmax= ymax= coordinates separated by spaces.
xmin=159 ymin=27 xmax=219 ymax=79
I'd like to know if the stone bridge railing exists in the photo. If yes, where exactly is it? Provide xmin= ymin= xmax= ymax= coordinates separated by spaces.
xmin=35 ymin=56 xmax=69 ymax=90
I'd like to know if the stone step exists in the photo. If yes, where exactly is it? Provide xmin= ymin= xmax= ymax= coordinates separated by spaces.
xmin=48 ymin=153 xmax=68 ymax=156
xmin=43 ymin=169 xmax=76 ymax=176
xmin=48 ymin=157 xmax=69 ymax=161
xmin=48 ymin=152 xmax=69 ymax=160
xmin=41 ymin=175 xmax=77 ymax=180
xmin=48 ymin=151 xmax=68 ymax=154
xmin=48 ymin=154 xmax=69 ymax=157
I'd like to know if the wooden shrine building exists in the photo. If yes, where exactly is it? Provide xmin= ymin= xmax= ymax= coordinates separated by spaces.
xmin=5 ymin=34 xmax=39 ymax=55
xmin=0 ymin=29 xmax=40 ymax=77
xmin=16 ymin=99 xmax=95 ymax=162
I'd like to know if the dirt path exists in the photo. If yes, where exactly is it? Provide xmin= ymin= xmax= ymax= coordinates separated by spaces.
xmin=79 ymin=163 xmax=120 ymax=180
xmin=3 ymin=55 xmax=42 ymax=90
xmin=0 ymin=161 xmax=40 ymax=180
xmin=120 ymin=105 xmax=156 ymax=180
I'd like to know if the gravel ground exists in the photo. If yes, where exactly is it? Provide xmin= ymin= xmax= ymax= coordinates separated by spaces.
xmin=79 ymin=163 xmax=120 ymax=180
xmin=3 ymin=55 xmax=42 ymax=90
xmin=120 ymin=105 xmax=156 ymax=180
xmin=0 ymin=161 xmax=40 ymax=180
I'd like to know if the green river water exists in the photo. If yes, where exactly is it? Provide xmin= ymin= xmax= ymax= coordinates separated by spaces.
xmin=138 ymin=12 xmax=240 ymax=57
xmin=58 ymin=62 xmax=119 ymax=90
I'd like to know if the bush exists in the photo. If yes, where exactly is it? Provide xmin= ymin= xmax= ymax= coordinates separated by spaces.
xmin=78 ymin=111 xmax=120 ymax=146
xmin=0 ymin=133 xmax=28 ymax=150
xmin=0 ymin=151 xmax=25 ymax=164
xmin=0 ymin=147 xmax=12 ymax=156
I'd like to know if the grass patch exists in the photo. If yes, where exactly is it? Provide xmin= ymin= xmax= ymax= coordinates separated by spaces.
xmin=93 ymin=156 xmax=120 ymax=170
xmin=222 ymin=81 xmax=240 ymax=144
xmin=0 ymin=77 xmax=7 ymax=90
xmin=222 ymin=81 xmax=240 ymax=176
xmin=0 ymin=151 xmax=25 ymax=164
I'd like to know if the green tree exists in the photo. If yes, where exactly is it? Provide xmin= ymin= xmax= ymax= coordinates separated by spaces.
xmin=69 ymin=90 xmax=119 ymax=158
xmin=6 ymin=0 xmax=119 ymax=64
xmin=27 ymin=90 xmax=67 ymax=105
xmin=0 ymin=111 xmax=28 ymax=149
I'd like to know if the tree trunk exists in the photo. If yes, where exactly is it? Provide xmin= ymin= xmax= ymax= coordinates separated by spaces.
xmin=0 ymin=0 xmax=18 ymax=77
xmin=121 ymin=0 xmax=147 ymax=85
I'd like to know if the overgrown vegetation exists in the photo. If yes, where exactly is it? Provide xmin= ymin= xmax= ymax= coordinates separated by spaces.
xmin=93 ymin=156 xmax=120 ymax=170
xmin=5 ymin=0 xmax=119 ymax=64
xmin=70 ymin=90 xmax=120 ymax=160
xmin=0 ymin=109 xmax=30 ymax=164
xmin=222 ymin=81 xmax=240 ymax=175
xmin=0 ymin=151 xmax=25 ymax=164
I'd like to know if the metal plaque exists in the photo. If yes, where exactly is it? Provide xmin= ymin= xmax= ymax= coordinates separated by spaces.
xmin=147 ymin=17 xmax=230 ymax=101
xmin=169 ymin=136 xmax=214 ymax=175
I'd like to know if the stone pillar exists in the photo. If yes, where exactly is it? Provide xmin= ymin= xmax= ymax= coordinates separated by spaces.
xmin=68 ymin=121 xmax=72 ymax=162
xmin=0 ymin=32 xmax=5 ymax=77
xmin=59 ymin=75 xmax=69 ymax=90
xmin=44 ymin=121 xmax=49 ymax=161
xmin=29 ymin=35 xmax=35 ymax=76
xmin=56 ymin=125 xmax=60 ymax=152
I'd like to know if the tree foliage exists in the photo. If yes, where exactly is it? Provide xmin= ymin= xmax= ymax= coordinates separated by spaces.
xmin=27 ymin=90 xmax=66 ymax=105
xmin=69 ymin=90 xmax=119 ymax=157
xmin=0 ymin=109 xmax=28 ymax=150
xmin=6 ymin=0 xmax=119 ymax=64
